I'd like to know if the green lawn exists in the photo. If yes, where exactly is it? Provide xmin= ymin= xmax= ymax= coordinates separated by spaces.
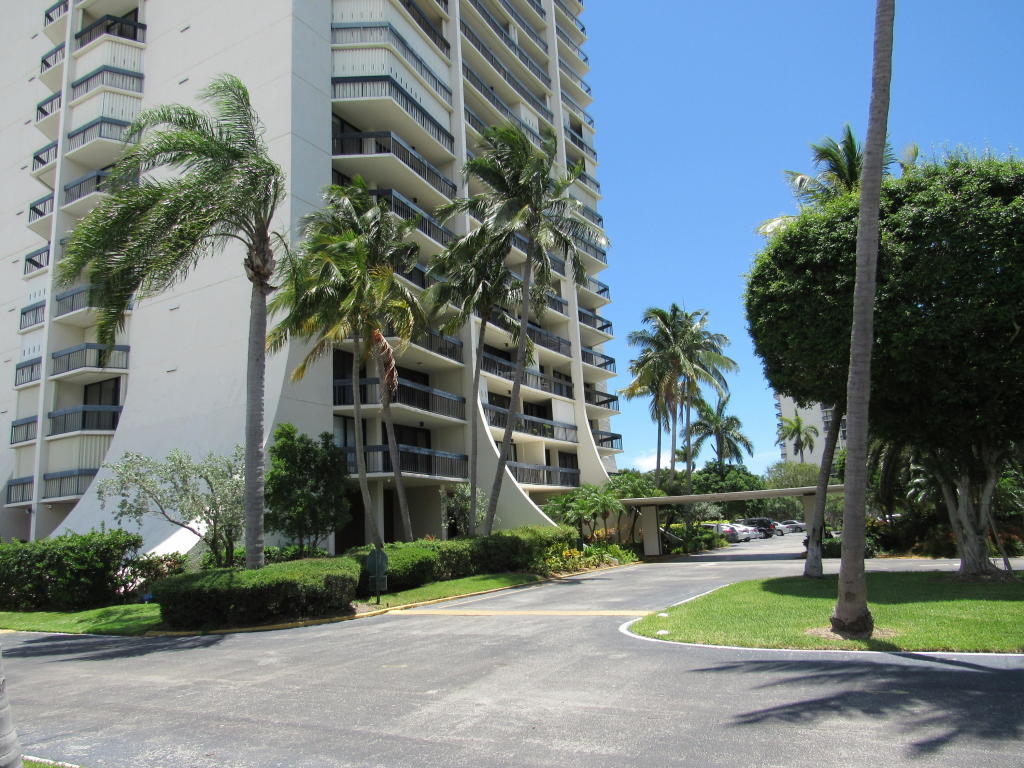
xmin=632 ymin=572 xmax=1024 ymax=652
xmin=0 ymin=572 xmax=542 ymax=636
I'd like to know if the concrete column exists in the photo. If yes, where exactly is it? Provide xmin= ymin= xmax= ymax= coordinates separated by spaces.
xmin=801 ymin=494 xmax=816 ymax=521
xmin=641 ymin=505 xmax=661 ymax=557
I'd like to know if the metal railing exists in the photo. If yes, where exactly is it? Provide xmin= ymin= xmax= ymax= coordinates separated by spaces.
xmin=462 ymin=64 xmax=543 ymax=148
xmin=461 ymin=20 xmax=553 ymax=122
xmin=70 ymin=66 xmax=144 ymax=101
xmin=559 ymin=60 xmax=592 ymax=95
xmin=581 ymin=346 xmax=616 ymax=372
xmin=484 ymin=405 xmax=578 ymax=442
xmin=527 ymin=324 xmax=572 ymax=356
xmin=342 ymin=445 xmax=468 ymax=479
xmin=331 ymin=77 xmax=454 ymax=154
xmin=333 ymin=378 xmax=466 ymax=420
xmin=561 ymin=93 xmax=594 ymax=127
xmin=66 ymin=118 xmax=132 ymax=153
xmin=583 ymin=275 xmax=610 ymax=298
xmin=36 ymin=91 xmax=62 ymax=122
xmin=577 ymin=171 xmax=601 ymax=194
xmin=331 ymin=25 xmax=452 ymax=105
xmin=574 ymin=235 xmax=607 ymax=263
xmin=11 ymin=418 xmax=37 ymax=445
xmin=554 ymin=0 xmax=586 ymax=33
xmin=464 ymin=106 xmax=487 ymax=135
xmin=370 ymin=189 xmax=456 ymax=246
xmin=547 ymin=293 xmax=568 ymax=314
xmin=41 ymin=43 xmax=65 ymax=74
xmin=584 ymin=389 xmax=619 ymax=410
xmin=480 ymin=353 xmax=574 ymax=399
xmin=396 ymin=0 xmax=449 ymax=56
xmin=15 ymin=358 xmax=42 ymax=387
xmin=44 ymin=0 xmax=68 ymax=25
xmin=53 ymin=286 xmax=91 ymax=317
xmin=333 ymin=132 xmax=456 ymax=199
xmin=28 ymin=195 xmax=54 ymax=222
xmin=570 ymin=196 xmax=603 ymax=227
xmin=551 ymin=255 xmax=566 ymax=276
xmin=556 ymin=27 xmax=588 ymax=63
xmin=6 ymin=478 xmax=33 ymax=505
xmin=399 ymin=263 xmax=442 ymax=290
xmin=565 ymin=127 xmax=597 ymax=160
xmin=496 ymin=0 xmax=547 ymax=50
xmin=74 ymin=15 xmax=147 ymax=50
xmin=578 ymin=307 xmax=612 ymax=334
xmin=592 ymin=430 xmax=623 ymax=450
xmin=43 ymin=469 xmax=98 ymax=499
xmin=24 ymin=246 xmax=50 ymax=276
xmin=19 ymin=302 xmax=46 ymax=330
xmin=465 ymin=0 xmax=549 ymax=86
xmin=63 ymin=170 xmax=110 ymax=206
xmin=48 ymin=405 xmax=122 ymax=435
xmin=415 ymin=328 xmax=464 ymax=362
xmin=51 ymin=343 xmax=129 ymax=376
xmin=509 ymin=461 xmax=580 ymax=487
xmin=33 ymin=141 xmax=58 ymax=171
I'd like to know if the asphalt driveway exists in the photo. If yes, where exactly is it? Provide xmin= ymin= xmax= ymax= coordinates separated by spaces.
xmin=4 ymin=536 xmax=1022 ymax=767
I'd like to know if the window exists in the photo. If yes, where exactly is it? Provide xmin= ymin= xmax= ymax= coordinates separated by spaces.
xmin=558 ymin=452 xmax=578 ymax=470
xmin=84 ymin=377 xmax=120 ymax=406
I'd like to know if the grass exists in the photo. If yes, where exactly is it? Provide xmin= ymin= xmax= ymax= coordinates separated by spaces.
xmin=632 ymin=571 xmax=1024 ymax=653
xmin=0 ymin=572 xmax=543 ymax=636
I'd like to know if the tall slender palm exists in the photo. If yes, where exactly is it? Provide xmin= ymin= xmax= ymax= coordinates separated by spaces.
xmin=686 ymin=395 xmax=754 ymax=477
xmin=620 ymin=362 xmax=671 ymax=483
xmin=776 ymin=414 xmax=820 ymax=463
xmin=832 ymin=0 xmax=896 ymax=637
xmin=60 ymin=75 xmax=285 ymax=569
xmin=439 ymin=124 xmax=600 ymax=535
xmin=267 ymin=181 xmax=424 ymax=543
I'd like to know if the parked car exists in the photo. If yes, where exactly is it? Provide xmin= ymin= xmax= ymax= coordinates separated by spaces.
xmin=781 ymin=520 xmax=806 ymax=533
xmin=736 ymin=518 xmax=781 ymax=538
xmin=700 ymin=522 xmax=739 ymax=543
xmin=730 ymin=523 xmax=755 ymax=542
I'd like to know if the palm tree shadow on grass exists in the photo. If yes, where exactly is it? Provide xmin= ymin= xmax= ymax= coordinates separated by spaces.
xmin=759 ymin=572 xmax=1024 ymax=604
xmin=698 ymin=658 xmax=1024 ymax=757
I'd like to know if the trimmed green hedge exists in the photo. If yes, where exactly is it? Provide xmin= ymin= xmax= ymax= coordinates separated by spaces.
xmin=821 ymin=537 xmax=876 ymax=559
xmin=152 ymin=557 xmax=361 ymax=629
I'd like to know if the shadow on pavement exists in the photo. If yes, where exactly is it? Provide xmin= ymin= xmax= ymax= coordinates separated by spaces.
xmin=666 ymin=551 xmax=802 ymax=563
xmin=698 ymin=657 xmax=1024 ymax=756
xmin=5 ymin=632 xmax=224 ymax=662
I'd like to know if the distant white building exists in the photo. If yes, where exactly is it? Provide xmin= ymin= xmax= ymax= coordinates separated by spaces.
xmin=774 ymin=394 xmax=846 ymax=466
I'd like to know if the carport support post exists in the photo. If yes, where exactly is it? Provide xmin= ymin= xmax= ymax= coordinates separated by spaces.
xmin=641 ymin=505 xmax=662 ymax=558
xmin=801 ymin=494 xmax=816 ymax=525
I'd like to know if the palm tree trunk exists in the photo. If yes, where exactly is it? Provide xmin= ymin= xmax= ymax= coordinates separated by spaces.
xmin=832 ymin=0 xmax=894 ymax=636
xmin=0 ymin=645 xmax=21 ymax=768
xmin=468 ymin=317 xmax=489 ymax=537
xmin=654 ymin=415 xmax=663 ymax=485
xmin=684 ymin=394 xmax=693 ymax=492
xmin=669 ymin=394 xmax=678 ymax=481
xmin=380 ymin=394 xmax=413 ymax=542
xmin=244 ymin=282 xmax=267 ymax=570
xmin=484 ymin=259 xmax=533 ymax=534
xmin=805 ymin=405 xmax=843 ymax=578
xmin=351 ymin=329 xmax=382 ymax=547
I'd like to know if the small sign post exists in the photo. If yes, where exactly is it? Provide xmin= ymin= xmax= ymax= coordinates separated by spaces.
xmin=366 ymin=547 xmax=389 ymax=605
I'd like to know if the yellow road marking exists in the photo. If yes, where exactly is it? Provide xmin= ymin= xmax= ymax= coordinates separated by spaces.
xmin=399 ymin=609 xmax=651 ymax=617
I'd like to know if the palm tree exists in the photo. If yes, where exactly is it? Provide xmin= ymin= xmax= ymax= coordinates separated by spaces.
xmin=267 ymin=181 xmax=424 ymax=543
xmin=831 ymin=0 xmax=896 ymax=637
xmin=59 ymin=75 xmax=285 ymax=570
xmin=686 ymin=395 xmax=754 ymax=477
xmin=620 ymin=357 xmax=672 ymax=483
xmin=440 ymin=124 xmax=601 ymax=535
xmin=776 ymin=414 xmax=820 ymax=463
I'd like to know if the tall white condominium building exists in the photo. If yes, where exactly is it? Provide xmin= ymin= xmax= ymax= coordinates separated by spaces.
xmin=1 ymin=0 xmax=619 ymax=550
xmin=774 ymin=395 xmax=846 ymax=466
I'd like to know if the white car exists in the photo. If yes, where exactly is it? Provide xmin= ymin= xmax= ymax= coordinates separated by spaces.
xmin=730 ymin=523 xmax=755 ymax=542
xmin=780 ymin=520 xmax=806 ymax=533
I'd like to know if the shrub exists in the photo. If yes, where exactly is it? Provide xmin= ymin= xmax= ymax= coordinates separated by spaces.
xmin=422 ymin=538 xmax=478 ymax=580
xmin=201 ymin=544 xmax=329 ymax=570
xmin=665 ymin=524 xmax=729 ymax=554
xmin=0 ymin=529 xmax=143 ymax=611
xmin=152 ymin=556 xmax=360 ymax=629
xmin=346 ymin=543 xmax=441 ymax=594
xmin=123 ymin=552 xmax=187 ymax=600
xmin=473 ymin=525 xmax=578 ymax=573
xmin=585 ymin=541 xmax=640 ymax=565
xmin=821 ymin=537 xmax=876 ymax=558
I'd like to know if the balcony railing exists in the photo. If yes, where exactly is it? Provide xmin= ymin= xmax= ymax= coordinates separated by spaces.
xmin=70 ymin=66 xmax=144 ymax=101
xmin=24 ymin=246 xmax=50 ymax=276
xmin=48 ymin=405 xmax=122 ymax=435
xmin=546 ymin=293 xmax=568 ymax=314
xmin=592 ymin=430 xmax=623 ymax=450
xmin=6 ymin=478 xmax=34 ymax=505
xmin=578 ymin=307 xmax=612 ymax=334
xmin=519 ymin=0 xmax=546 ymax=20
xmin=577 ymin=171 xmax=601 ymax=194
xmin=370 ymin=189 xmax=455 ymax=246
xmin=554 ymin=0 xmax=586 ymax=33
xmin=574 ymin=235 xmax=607 ymax=264
xmin=399 ymin=263 xmax=442 ymax=290
xmin=51 ymin=343 xmax=129 ymax=376
xmin=583 ymin=275 xmax=610 ymax=299
xmin=63 ymin=170 xmax=110 ymax=206
xmin=342 ymin=445 xmax=468 ymax=479
xmin=33 ymin=141 xmax=58 ymax=171
xmin=462 ymin=64 xmax=543 ymax=148
xmin=44 ymin=0 xmax=69 ymax=25
xmin=66 ymin=118 xmax=132 ymax=153
xmin=396 ymin=0 xmax=449 ymax=56
xmin=527 ymin=324 xmax=572 ymax=357
xmin=333 ymin=132 xmax=456 ymax=199
xmin=556 ymin=27 xmax=588 ymax=64
xmin=584 ymin=389 xmax=619 ymax=410
xmin=19 ymin=302 xmax=46 ymax=330
xmin=480 ymin=353 xmax=574 ymax=399
xmin=495 ymin=0 xmax=547 ymax=52
xmin=461 ymin=21 xmax=553 ymax=123
xmin=41 ymin=43 xmax=65 ymax=74
xmin=11 ymin=417 xmax=38 ymax=445
xmin=36 ymin=91 xmax=62 ymax=122
xmin=464 ymin=105 xmax=487 ymax=136
xmin=333 ymin=378 xmax=466 ymax=420
xmin=484 ymin=405 xmax=578 ymax=443
xmin=581 ymin=346 xmax=616 ymax=372
xmin=570 ymin=197 xmax=603 ymax=227
xmin=565 ymin=127 xmax=597 ymax=160
xmin=15 ymin=358 xmax=42 ymax=387
xmin=331 ymin=25 xmax=452 ymax=105
xmin=509 ymin=461 xmax=580 ymax=487
xmin=561 ymin=93 xmax=595 ymax=128
xmin=43 ymin=469 xmax=98 ymax=499
xmin=74 ymin=15 xmax=147 ymax=50
xmin=465 ymin=0 xmax=550 ymax=87
xmin=331 ymin=77 xmax=454 ymax=154
xmin=551 ymin=254 xmax=566 ymax=276
xmin=28 ymin=194 xmax=54 ymax=222
xmin=53 ymin=286 xmax=92 ymax=317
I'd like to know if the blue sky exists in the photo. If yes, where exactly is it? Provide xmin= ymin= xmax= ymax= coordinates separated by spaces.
xmin=582 ymin=0 xmax=1024 ymax=474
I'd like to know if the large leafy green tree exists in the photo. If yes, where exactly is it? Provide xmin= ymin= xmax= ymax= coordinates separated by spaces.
xmin=685 ymin=395 xmax=753 ymax=477
xmin=60 ymin=75 xmax=284 ymax=570
xmin=440 ymin=124 xmax=598 ymax=535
